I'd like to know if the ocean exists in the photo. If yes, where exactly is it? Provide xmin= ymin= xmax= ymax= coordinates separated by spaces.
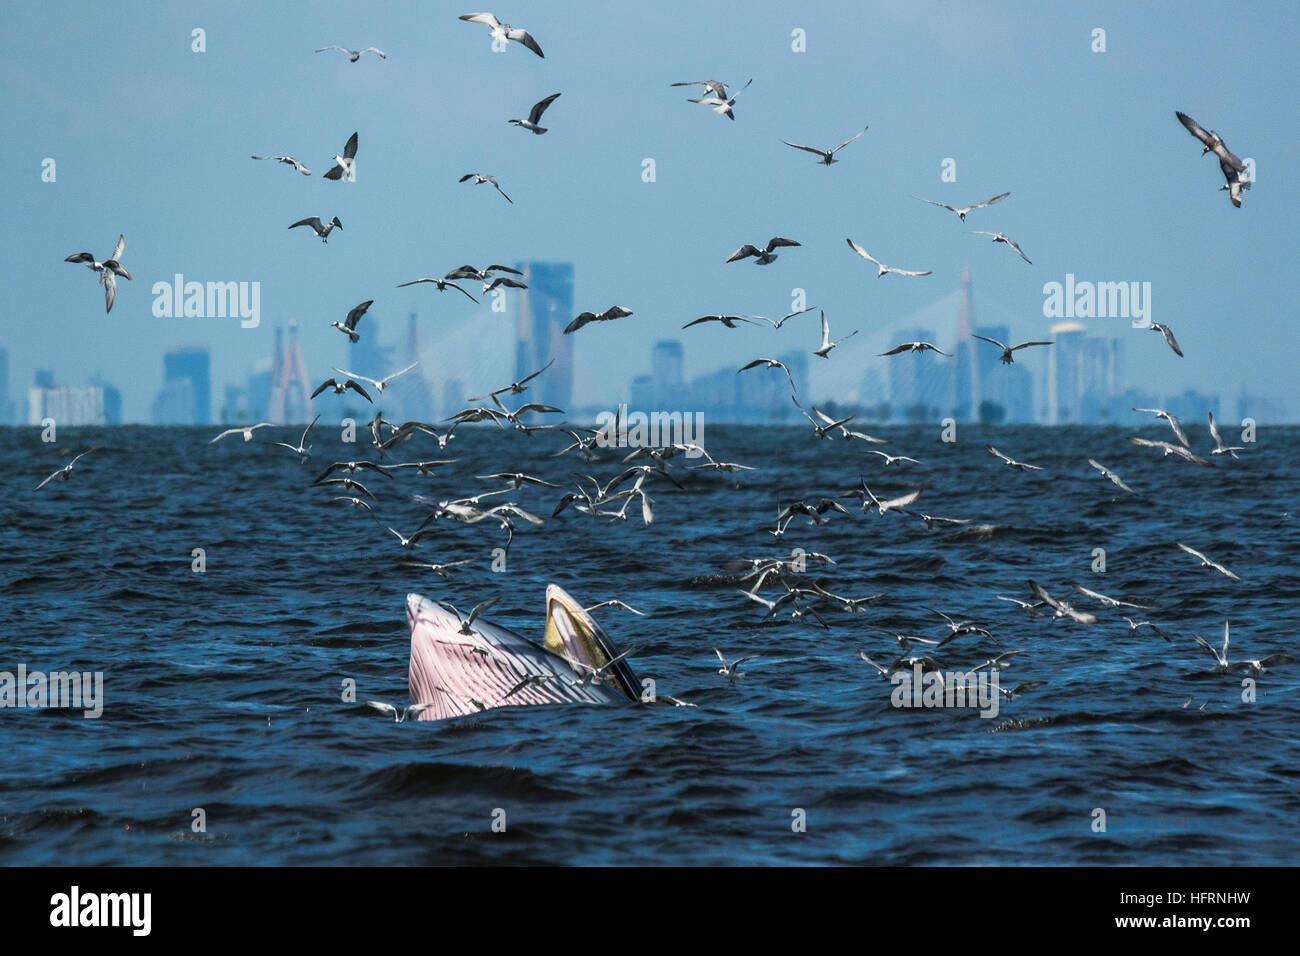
xmin=2 ymin=422 xmax=1297 ymax=865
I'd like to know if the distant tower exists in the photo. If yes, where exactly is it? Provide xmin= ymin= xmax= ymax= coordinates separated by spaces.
xmin=515 ymin=262 xmax=574 ymax=411
xmin=953 ymin=268 xmax=980 ymax=422
xmin=269 ymin=322 xmax=312 ymax=423
xmin=387 ymin=311 xmax=434 ymax=422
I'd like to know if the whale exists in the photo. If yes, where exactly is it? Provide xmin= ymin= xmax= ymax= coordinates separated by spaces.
xmin=405 ymin=585 xmax=654 ymax=720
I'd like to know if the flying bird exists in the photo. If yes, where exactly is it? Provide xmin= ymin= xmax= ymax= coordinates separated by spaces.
xmin=683 ymin=314 xmax=763 ymax=329
xmin=1176 ymin=111 xmax=1246 ymax=173
xmin=322 ymin=132 xmax=358 ymax=181
xmin=714 ymin=648 xmax=759 ymax=682
xmin=289 ymin=216 xmax=342 ymax=242
xmin=251 ymin=154 xmax=311 ymax=175
xmin=780 ymin=125 xmax=868 ymax=165
xmin=315 ymin=45 xmax=386 ymax=61
xmin=1126 ymin=436 xmax=1211 ymax=466
xmin=986 ymin=445 xmax=1044 ymax=471
xmin=272 ymin=415 xmax=320 ymax=462
xmin=458 ymin=13 xmax=544 ymax=57
xmin=971 ymin=231 xmax=1032 ymax=264
xmin=209 ymin=423 xmax=274 ymax=444
xmin=814 ymin=310 xmax=857 ymax=358
xmin=879 ymin=341 xmax=948 ymax=356
xmin=915 ymin=191 xmax=1010 ymax=222
xmin=739 ymin=358 xmax=798 ymax=393
xmin=65 ymin=234 xmax=131 ymax=313
xmin=508 ymin=93 xmax=561 ymax=134
xmin=685 ymin=78 xmax=752 ymax=120
xmin=395 ymin=276 xmax=478 ymax=302
xmin=670 ymin=79 xmax=733 ymax=98
xmin=845 ymin=239 xmax=931 ymax=277
xmin=1149 ymin=323 xmax=1183 ymax=357
xmin=468 ymin=359 xmax=555 ymax=401
xmin=726 ymin=237 xmax=800 ymax=265
xmin=1207 ymin=413 xmax=1245 ymax=459
xmin=1132 ymin=407 xmax=1190 ymax=448
xmin=311 ymin=377 xmax=373 ymax=403
xmin=972 ymin=334 xmax=1052 ymax=364
xmin=34 ymin=448 xmax=98 ymax=491
xmin=458 ymin=173 xmax=512 ymax=203
xmin=564 ymin=306 xmax=633 ymax=334
xmin=1176 ymin=542 xmax=1241 ymax=581
xmin=1087 ymin=458 xmax=1137 ymax=496
xmin=1028 ymin=581 xmax=1097 ymax=624
xmin=331 ymin=300 xmax=374 ymax=343
xmin=365 ymin=701 xmax=436 ymax=722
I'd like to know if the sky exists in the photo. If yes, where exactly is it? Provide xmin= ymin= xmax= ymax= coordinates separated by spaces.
xmin=4 ymin=0 xmax=1297 ymax=422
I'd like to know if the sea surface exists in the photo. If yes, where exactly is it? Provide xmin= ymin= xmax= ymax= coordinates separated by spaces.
xmin=1 ymin=422 xmax=1298 ymax=866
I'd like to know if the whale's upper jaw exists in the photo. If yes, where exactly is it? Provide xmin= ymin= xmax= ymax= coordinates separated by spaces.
xmin=544 ymin=584 xmax=640 ymax=701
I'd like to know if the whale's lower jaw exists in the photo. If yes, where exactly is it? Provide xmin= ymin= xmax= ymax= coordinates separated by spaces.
xmin=405 ymin=591 xmax=629 ymax=721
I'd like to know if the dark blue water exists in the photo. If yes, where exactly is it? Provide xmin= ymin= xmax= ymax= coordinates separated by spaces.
xmin=1 ymin=423 xmax=1297 ymax=865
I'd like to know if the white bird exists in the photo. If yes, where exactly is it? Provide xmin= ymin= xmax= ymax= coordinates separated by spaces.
xmin=399 ymin=558 xmax=476 ymax=578
xmin=208 ymin=423 xmax=275 ymax=444
xmin=1028 ymin=581 xmax=1096 ymax=624
xmin=670 ymin=79 xmax=733 ymax=98
xmin=331 ymin=300 xmax=374 ymax=343
xmin=366 ymin=700 xmax=436 ymax=722
xmin=315 ymin=45 xmax=386 ymax=62
xmin=971 ymin=231 xmax=1032 ymax=264
xmin=289 ymin=216 xmax=342 ymax=242
xmin=437 ymin=597 xmax=500 ymax=635
xmin=1176 ymin=542 xmax=1241 ymax=582
xmin=1176 ymin=111 xmax=1246 ymax=174
xmin=685 ymin=78 xmax=752 ymax=120
xmin=738 ymin=358 xmax=797 ymax=393
xmin=915 ymin=191 xmax=1010 ymax=222
xmin=508 ymin=93 xmax=561 ymax=134
xmin=1132 ymin=407 xmax=1190 ymax=448
xmin=714 ymin=648 xmax=759 ymax=682
xmin=1207 ymin=413 xmax=1246 ymax=459
xmin=814 ymin=310 xmax=857 ymax=358
xmin=332 ymin=362 xmax=417 ymax=395
xmin=1191 ymin=621 xmax=1233 ymax=673
xmin=458 ymin=172 xmax=512 ymax=203
xmin=780 ymin=126 xmax=867 ymax=165
xmin=726 ymin=236 xmax=800 ymax=265
xmin=65 ymin=234 xmax=131 ymax=313
xmin=879 ymin=341 xmax=948 ymax=356
xmin=34 ymin=448 xmax=98 ymax=491
xmin=322 ymin=132 xmax=358 ymax=181
xmin=1149 ymin=322 xmax=1184 ymax=357
xmin=972 ymin=334 xmax=1052 ymax=364
xmin=1218 ymin=159 xmax=1251 ymax=208
xmin=251 ymin=154 xmax=311 ymax=175
xmin=1087 ymin=458 xmax=1137 ymax=496
xmin=458 ymin=13 xmax=544 ymax=57
xmin=272 ymin=415 xmax=320 ymax=462
xmin=986 ymin=445 xmax=1044 ymax=471
xmin=584 ymin=600 xmax=647 ymax=617
xmin=1127 ymin=436 xmax=1211 ymax=466
xmin=790 ymin=395 xmax=853 ymax=440
xmin=868 ymin=450 xmax=920 ymax=466
xmin=845 ymin=239 xmax=931 ymax=277
xmin=1071 ymin=584 xmax=1152 ymax=610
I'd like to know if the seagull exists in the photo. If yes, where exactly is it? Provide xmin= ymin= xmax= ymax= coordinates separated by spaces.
xmin=790 ymin=395 xmax=853 ymax=439
xmin=314 ymin=460 xmax=393 ymax=483
xmin=331 ymin=300 xmax=373 ymax=343
xmin=685 ymin=78 xmax=752 ymax=120
xmin=502 ymin=672 xmax=559 ymax=700
xmin=1028 ymin=581 xmax=1097 ymax=624
xmin=1207 ymin=413 xmax=1246 ymax=459
xmin=670 ymin=79 xmax=732 ymax=98
xmin=986 ymin=445 xmax=1044 ymax=471
xmin=725 ymin=237 xmax=800 ymax=265
xmin=1175 ymin=111 xmax=1246 ymax=174
xmin=458 ymin=173 xmax=512 ymax=203
xmin=365 ymin=701 xmax=436 ymax=722
xmin=683 ymin=314 xmax=764 ymax=329
xmin=508 ymin=93 xmax=561 ymax=134
xmin=1176 ymin=542 xmax=1241 ymax=581
xmin=1072 ymin=584 xmax=1153 ymax=610
xmin=971 ymin=231 xmax=1032 ymax=264
xmin=330 ymin=496 xmax=373 ymax=512
xmin=1132 ymin=407 xmax=1190 ymax=448
xmin=396 ymin=276 xmax=478 ymax=302
xmin=780 ymin=125 xmax=868 ymax=165
xmin=289 ymin=216 xmax=342 ymax=242
xmin=272 ymin=415 xmax=320 ymax=462
xmin=1123 ymin=617 xmax=1170 ymax=642
xmin=714 ymin=648 xmax=758 ymax=682
xmin=1149 ymin=323 xmax=1184 ymax=357
xmin=399 ymin=558 xmax=476 ymax=578
xmin=813 ymin=310 xmax=857 ymax=358
xmin=65 ymin=234 xmax=131 ymax=313
xmin=1087 ymin=458 xmax=1138 ymax=495
xmin=1191 ymin=621 xmax=1233 ymax=673
xmin=251 ymin=154 xmax=311 ymax=175
xmin=868 ymin=450 xmax=920 ymax=466
xmin=915 ymin=191 xmax=1010 ymax=222
xmin=1218 ymin=159 xmax=1251 ymax=208
xmin=739 ymin=358 xmax=798 ymax=393
xmin=564 ymin=306 xmax=633 ymax=334
xmin=584 ymin=600 xmax=647 ymax=617
xmin=859 ymin=484 xmax=922 ymax=517
xmin=311 ymin=376 xmax=373 ymax=403
xmin=477 ymin=472 xmax=562 ymax=490
xmin=445 ymin=263 xmax=523 ymax=282
xmin=482 ymin=275 xmax=528 ymax=293
xmin=879 ymin=341 xmax=948 ymax=356
xmin=858 ymin=651 xmax=896 ymax=678
xmin=34 ymin=448 xmax=98 ymax=491
xmin=208 ymin=423 xmax=274 ymax=444
xmin=998 ymin=681 xmax=1047 ymax=701
xmin=437 ymin=597 xmax=500 ymax=636
xmin=468 ymin=359 xmax=555 ymax=401
xmin=846 ymin=239 xmax=931 ymax=277
xmin=315 ymin=45 xmax=386 ymax=61
xmin=322 ymin=132 xmax=358 ymax=181
xmin=458 ymin=13 xmax=544 ymax=57
xmin=332 ymin=362 xmax=417 ymax=395
xmin=972 ymin=334 xmax=1052 ymax=364
xmin=1127 ymin=436 xmax=1211 ymax=466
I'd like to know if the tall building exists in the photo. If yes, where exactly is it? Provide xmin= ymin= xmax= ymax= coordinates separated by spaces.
xmin=268 ymin=323 xmax=312 ymax=423
xmin=888 ymin=326 xmax=949 ymax=422
xmin=29 ymin=380 xmax=105 ymax=425
xmin=952 ymin=268 xmax=980 ymax=422
xmin=383 ymin=312 xmax=434 ymax=422
xmin=0 ymin=349 xmax=13 ymax=424
xmin=162 ymin=347 xmax=211 ymax=425
xmin=515 ymin=262 xmax=574 ymax=411
xmin=650 ymin=340 xmax=684 ymax=408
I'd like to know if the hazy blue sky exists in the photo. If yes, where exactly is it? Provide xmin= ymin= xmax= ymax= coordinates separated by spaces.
xmin=5 ymin=0 xmax=1297 ymax=421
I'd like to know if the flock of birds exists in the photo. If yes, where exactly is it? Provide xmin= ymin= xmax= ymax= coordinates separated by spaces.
xmin=46 ymin=14 xmax=1278 ymax=718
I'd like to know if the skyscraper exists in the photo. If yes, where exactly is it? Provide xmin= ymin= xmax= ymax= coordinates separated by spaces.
xmin=515 ymin=262 xmax=573 ymax=411
xmin=952 ymin=268 xmax=980 ymax=422
xmin=162 ymin=347 xmax=211 ymax=425
xmin=650 ymin=340 xmax=684 ymax=408
xmin=0 ymin=348 xmax=13 ymax=424
xmin=268 ymin=323 xmax=311 ymax=423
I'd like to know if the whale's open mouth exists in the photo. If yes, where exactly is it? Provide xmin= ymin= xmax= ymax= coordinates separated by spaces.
xmin=543 ymin=585 xmax=641 ymax=701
